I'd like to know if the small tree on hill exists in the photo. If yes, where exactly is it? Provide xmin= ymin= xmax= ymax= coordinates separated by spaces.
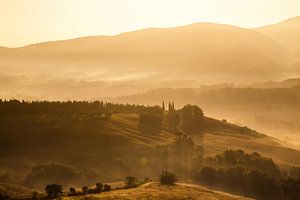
xmin=45 ymin=184 xmax=62 ymax=198
xmin=32 ymin=191 xmax=38 ymax=199
xmin=103 ymin=184 xmax=112 ymax=191
xmin=160 ymin=171 xmax=176 ymax=185
xmin=96 ymin=183 xmax=103 ymax=192
xmin=69 ymin=187 xmax=76 ymax=196
xmin=125 ymin=176 xmax=136 ymax=188
xmin=82 ymin=186 xmax=88 ymax=195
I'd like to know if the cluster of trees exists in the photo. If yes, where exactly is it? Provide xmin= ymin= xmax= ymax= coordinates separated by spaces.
xmin=160 ymin=171 xmax=176 ymax=185
xmin=124 ymin=176 xmax=150 ymax=189
xmin=194 ymin=166 xmax=300 ymax=200
xmin=44 ymin=182 xmax=112 ymax=198
xmin=80 ymin=183 xmax=111 ymax=196
xmin=167 ymin=104 xmax=204 ymax=133
xmin=45 ymin=184 xmax=62 ymax=198
xmin=180 ymin=105 xmax=204 ymax=133
xmin=44 ymin=176 xmax=152 ymax=198
xmin=192 ymin=149 xmax=300 ymax=199
xmin=0 ymin=99 xmax=162 ymax=115
xmin=23 ymin=164 xmax=81 ymax=188
xmin=204 ymin=149 xmax=281 ymax=179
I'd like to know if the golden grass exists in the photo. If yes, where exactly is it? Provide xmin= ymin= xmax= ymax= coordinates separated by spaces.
xmin=63 ymin=182 xmax=252 ymax=200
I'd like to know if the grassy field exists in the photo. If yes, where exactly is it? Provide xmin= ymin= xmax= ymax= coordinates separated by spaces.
xmin=63 ymin=182 xmax=252 ymax=200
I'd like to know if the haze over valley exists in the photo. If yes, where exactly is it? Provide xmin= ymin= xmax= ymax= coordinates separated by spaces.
xmin=1 ymin=1 xmax=300 ymax=199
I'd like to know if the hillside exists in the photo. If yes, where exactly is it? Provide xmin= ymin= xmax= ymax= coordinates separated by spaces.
xmin=257 ymin=16 xmax=300 ymax=52
xmin=0 ymin=183 xmax=35 ymax=197
xmin=110 ymin=84 xmax=300 ymax=147
xmin=63 ymin=182 xmax=252 ymax=200
xmin=1 ymin=105 xmax=300 ymax=185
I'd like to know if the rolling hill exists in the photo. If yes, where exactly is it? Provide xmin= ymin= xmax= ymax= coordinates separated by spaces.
xmin=257 ymin=16 xmax=300 ymax=52
xmin=109 ymin=83 xmax=300 ymax=148
xmin=1 ymin=109 xmax=300 ymax=183
xmin=63 ymin=182 xmax=252 ymax=200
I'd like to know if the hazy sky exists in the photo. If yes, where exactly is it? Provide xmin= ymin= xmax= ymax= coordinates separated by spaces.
xmin=1 ymin=0 xmax=300 ymax=47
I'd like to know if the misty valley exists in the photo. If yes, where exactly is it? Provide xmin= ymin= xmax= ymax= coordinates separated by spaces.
xmin=1 ymin=8 xmax=300 ymax=200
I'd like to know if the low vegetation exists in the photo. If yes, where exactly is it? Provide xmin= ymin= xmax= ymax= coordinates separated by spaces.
xmin=160 ymin=171 xmax=176 ymax=185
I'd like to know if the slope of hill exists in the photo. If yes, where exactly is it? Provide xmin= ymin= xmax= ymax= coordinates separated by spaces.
xmin=0 ymin=22 xmax=289 ymax=84
xmin=63 ymin=182 xmax=252 ymax=200
xmin=248 ymin=77 xmax=300 ymax=88
xmin=257 ymin=16 xmax=300 ymax=52
xmin=1 ymin=109 xmax=300 ymax=184
xmin=0 ymin=183 xmax=35 ymax=197
xmin=110 ymin=84 xmax=300 ymax=148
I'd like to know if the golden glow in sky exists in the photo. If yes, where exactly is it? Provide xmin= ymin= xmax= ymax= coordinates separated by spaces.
xmin=1 ymin=0 xmax=300 ymax=47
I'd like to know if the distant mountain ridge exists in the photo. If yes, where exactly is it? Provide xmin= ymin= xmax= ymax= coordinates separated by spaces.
xmin=0 ymin=20 xmax=292 ymax=82
xmin=0 ymin=17 xmax=300 ymax=99
xmin=257 ymin=16 xmax=300 ymax=52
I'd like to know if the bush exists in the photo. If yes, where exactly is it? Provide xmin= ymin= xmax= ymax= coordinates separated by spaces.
xmin=86 ymin=183 xmax=103 ymax=194
xmin=82 ymin=186 xmax=88 ymax=195
xmin=160 ymin=171 xmax=176 ymax=185
xmin=102 ymin=184 xmax=112 ymax=192
xmin=125 ymin=176 xmax=137 ymax=188
xmin=45 ymin=184 xmax=62 ymax=198
xmin=96 ymin=183 xmax=103 ymax=192
xmin=195 ymin=167 xmax=218 ymax=186
xmin=32 ymin=191 xmax=38 ymax=199
xmin=180 ymin=105 xmax=204 ymax=133
xmin=69 ymin=187 xmax=76 ymax=196
xmin=245 ymin=170 xmax=281 ymax=199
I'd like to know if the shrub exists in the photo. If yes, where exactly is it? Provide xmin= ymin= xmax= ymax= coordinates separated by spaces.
xmin=195 ymin=167 xmax=218 ymax=186
xmin=125 ymin=176 xmax=137 ymax=188
xmin=96 ymin=183 xmax=103 ymax=192
xmin=32 ymin=191 xmax=38 ymax=199
xmin=102 ymin=184 xmax=112 ymax=192
xmin=45 ymin=184 xmax=62 ymax=198
xmin=180 ymin=105 xmax=204 ymax=133
xmin=82 ymin=186 xmax=88 ymax=195
xmin=69 ymin=187 xmax=76 ymax=196
xmin=160 ymin=171 xmax=176 ymax=185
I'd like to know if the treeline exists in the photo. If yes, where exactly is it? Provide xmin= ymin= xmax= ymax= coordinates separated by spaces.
xmin=0 ymin=99 xmax=163 ymax=114
xmin=193 ymin=150 xmax=300 ymax=200
xmin=137 ymin=103 xmax=205 ymax=134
